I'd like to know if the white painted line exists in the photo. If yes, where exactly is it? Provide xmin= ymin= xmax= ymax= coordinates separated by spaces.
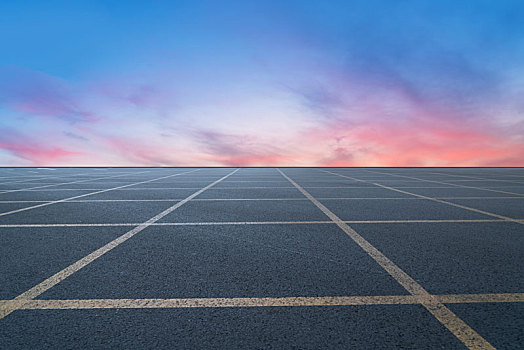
xmin=0 ymin=293 xmax=521 ymax=311
xmin=0 ymin=218 xmax=518 ymax=228
xmin=362 ymin=169 xmax=524 ymax=196
xmin=321 ymin=170 xmax=523 ymax=225
xmin=278 ymin=169 xmax=495 ymax=350
xmin=0 ymin=172 xmax=80 ymax=180
xmin=0 ymin=170 xmax=153 ymax=194
xmin=427 ymin=172 xmax=524 ymax=184
xmin=0 ymin=170 xmax=202 ymax=217
xmin=195 ymin=180 xmax=290 ymax=183
xmin=0 ymin=200 xmax=188 ymax=203
xmin=0 ymin=169 xmax=239 ymax=320
xmin=6 ymin=185 xmax=523 ymax=192
xmin=0 ymin=186 xmax=299 ymax=191
xmin=422 ymin=179 xmax=523 ymax=183
xmin=0 ymin=196 xmax=522 ymax=204
xmin=437 ymin=293 xmax=524 ymax=304
xmin=192 ymin=196 xmax=523 ymax=201
xmin=317 ymin=196 xmax=524 ymax=200
xmin=0 ymin=221 xmax=333 ymax=228
xmin=0 ymin=170 xmax=101 ymax=186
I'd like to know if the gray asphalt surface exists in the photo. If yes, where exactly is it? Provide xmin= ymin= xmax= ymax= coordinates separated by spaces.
xmin=0 ymin=167 xmax=522 ymax=349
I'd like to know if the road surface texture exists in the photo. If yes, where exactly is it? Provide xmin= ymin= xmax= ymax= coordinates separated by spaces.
xmin=0 ymin=167 xmax=522 ymax=349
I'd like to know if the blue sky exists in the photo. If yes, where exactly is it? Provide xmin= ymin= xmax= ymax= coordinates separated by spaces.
xmin=1 ymin=0 xmax=523 ymax=165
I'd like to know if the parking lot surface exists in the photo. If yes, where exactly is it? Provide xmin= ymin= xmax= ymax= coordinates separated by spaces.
xmin=0 ymin=167 xmax=522 ymax=349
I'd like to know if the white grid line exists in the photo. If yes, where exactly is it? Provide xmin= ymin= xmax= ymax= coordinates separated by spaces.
xmin=322 ymin=170 xmax=524 ymax=225
xmin=0 ymin=196 xmax=522 ymax=203
xmin=0 ymin=218 xmax=519 ymax=228
xmin=424 ymin=171 xmax=524 ymax=184
xmin=0 ymin=169 xmax=239 ymax=320
xmin=1 ymin=167 xmax=521 ymax=349
xmin=362 ymin=169 xmax=524 ymax=196
xmin=0 ymin=169 xmax=202 ymax=217
xmin=1 ymin=293 xmax=522 ymax=310
xmin=3 ymin=185 xmax=523 ymax=192
xmin=0 ymin=170 xmax=153 ymax=194
xmin=278 ymin=169 xmax=495 ymax=350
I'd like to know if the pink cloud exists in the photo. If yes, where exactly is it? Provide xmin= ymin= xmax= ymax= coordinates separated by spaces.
xmin=193 ymin=131 xmax=293 ymax=166
xmin=0 ymin=130 xmax=82 ymax=165
xmin=303 ymin=117 xmax=524 ymax=166
xmin=104 ymin=137 xmax=192 ymax=166
xmin=290 ymin=61 xmax=524 ymax=167
xmin=1 ymin=64 xmax=522 ymax=166
xmin=0 ymin=67 xmax=98 ymax=123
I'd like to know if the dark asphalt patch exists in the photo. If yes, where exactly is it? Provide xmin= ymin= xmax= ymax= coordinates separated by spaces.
xmin=443 ymin=198 xmax=524 ymax=219
xmin=140 ymin=178 xmax=221 ymax=183
xmin=0 ymin=305 xmax=466 ymax=349
xmin=0 ymin=202 xmax=48 ymax=213
xmin=6 ymin=178 xmax=96 ymax=185
xmin=352 ymin=222 xmax=524 ymax=294
xmin=319 ymin=198 xmax=491 ymax=220
xmin=235 ymin=168 xmax=279 ymax=175
xmin=0 ymin=201 xmax=178 ymax=224
xmin=226 ymin=176 xmax=288 ymax=181
xmin=362 ymin=180 xmax=453 ymax=187
xmin=158 ymin=200 xmax=328 ymax=222
xmin=39 ymin=183 xmax=138 ymax=189
xmin=38 ymin=224 xmax=408 ymax=299
xmin=216 ymin=181 xmax=291 ymax=188
xmin=0 ymin=185 xmax=22 ymax=191
xmin=86 ymin=188 xmax=197 ymax=200
xmin=447 ymin=302 xmax=524 ymax=350
xmin=396 ymin=187 xmax=523 ymax=198
xmin=0 ymin=190 xmax=99 ymax=202
xmin=480 ymin=186 xmax=524 ymax=194
xmin=305 ymin=187 xmax=412 ymax=198
xmin=294 ymin=181 xmax=372 ymax=187
xmin=443 ymin=180 xmax=524 ymax=187
xmin=0 ymin=226 xmax=128 ymax=299
xmin=125 ymin=181 xmax=213 ymax=188
xmin=195 ymin=187 xmax=305 ymax=199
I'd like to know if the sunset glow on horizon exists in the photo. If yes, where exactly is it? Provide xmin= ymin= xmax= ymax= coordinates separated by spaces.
xmin=1 ymin=0 xmax=523 ymax=166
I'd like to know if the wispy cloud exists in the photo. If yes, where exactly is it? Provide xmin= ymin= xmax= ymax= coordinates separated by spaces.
xmin=302 ymin=115 xmax=524 ymax=166
xmin=193 ymin=130 xmax=291 ymax=166
xmin=0 ymin=67 xmax=97 ymax=123
xmin=1 ymin=1 xmax=523 ymax=166
xmin=0 ymin=129 xmax=82 ymax=164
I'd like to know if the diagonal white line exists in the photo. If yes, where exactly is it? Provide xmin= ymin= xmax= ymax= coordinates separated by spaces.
xmin=0 ymin=169 xmax=239 ymax=320
xmin=0 ymin=171 xmax=74 ymax=180
xmin=321 ymin=170 xmax=523 ymax=225
xmin=425 ymin=171 xmax=524 ymax=184
xmin=0 ymin=170 xmax=153 ymax=194
xmin=0 ymin=169 xmax=201 ymax=217
xmin=278 ymin=168 xmax=494 ymax=350
xmin=0 ymin=170 xmax=108 ymax=186
xmin=362 ymin=169 xmax=524 ymax=196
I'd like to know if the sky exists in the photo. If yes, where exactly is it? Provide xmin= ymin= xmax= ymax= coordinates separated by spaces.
xmin=1 ymin=0 xmax=523 ymax=166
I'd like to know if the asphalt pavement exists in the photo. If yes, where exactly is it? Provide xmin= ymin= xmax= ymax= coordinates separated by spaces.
xmin=0 ymin=167 xmax=522 ymax=349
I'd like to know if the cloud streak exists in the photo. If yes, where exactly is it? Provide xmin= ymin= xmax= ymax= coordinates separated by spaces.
xmin=0 ymin=67 xmax=98 ymax=123
xmin=1 ymin=1 xmax=523 ymax=166
xmin=0 ymin=129 xmax=82 ymax=165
